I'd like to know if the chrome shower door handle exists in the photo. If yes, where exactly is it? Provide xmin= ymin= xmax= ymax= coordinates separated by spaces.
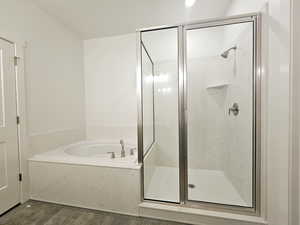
xmin=229 ymin=103 xmax=239 ymax=116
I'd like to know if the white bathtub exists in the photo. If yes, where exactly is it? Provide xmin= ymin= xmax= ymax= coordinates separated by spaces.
xmin=28 ymin=140 xmax=141 ymax=215
xmin=29 ymin=141 xmax=139 ymax=169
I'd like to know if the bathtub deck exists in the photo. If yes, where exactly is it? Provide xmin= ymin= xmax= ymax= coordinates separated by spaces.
xmin=0 ymin=200 xmax=188 ymax=225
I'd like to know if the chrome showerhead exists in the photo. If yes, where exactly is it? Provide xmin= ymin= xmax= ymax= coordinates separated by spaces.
xmin=221 ymin=46 xmax=237 ymax=58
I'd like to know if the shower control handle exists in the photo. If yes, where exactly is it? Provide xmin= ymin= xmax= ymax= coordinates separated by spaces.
xmin=229 ymin=103 xmax=239 ymax=116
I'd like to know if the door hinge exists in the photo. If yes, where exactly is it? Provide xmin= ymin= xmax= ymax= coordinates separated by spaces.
xmin=14 ymin=56 xmax=20 ymax=66
xmin=19 ymin=173 xmax=22 ymax=182
xmin=16 ymin=116 xmax=20 ymax=125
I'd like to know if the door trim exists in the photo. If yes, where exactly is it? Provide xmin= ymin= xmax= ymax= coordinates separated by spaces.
xmin=0 ymin=36 xmax=23 ymax=206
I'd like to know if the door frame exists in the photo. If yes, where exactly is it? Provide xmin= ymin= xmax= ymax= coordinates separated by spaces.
xmin=0 ymin=36 xmax=24 ymax=209
xmin=136 ymin=13 xmax=262 ymax=216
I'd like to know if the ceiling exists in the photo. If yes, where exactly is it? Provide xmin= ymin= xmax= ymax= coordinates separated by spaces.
xmin=30 ymin=0 xmax=233 ymax=39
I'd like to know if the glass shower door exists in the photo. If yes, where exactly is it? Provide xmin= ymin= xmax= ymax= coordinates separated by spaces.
xmin=185 ymin=21 xmax=255 ymax=207
xmin=137 ymin=14 xmax=260 ymax=213
xmin=141 ymin=28 xmax=180 ymax=203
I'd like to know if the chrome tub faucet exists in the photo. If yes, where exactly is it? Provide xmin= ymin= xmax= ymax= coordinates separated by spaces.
xmin=120 ymin=139 xmax=125 ymax=158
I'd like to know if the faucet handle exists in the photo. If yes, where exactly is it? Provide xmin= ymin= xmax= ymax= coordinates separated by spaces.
xmin=120 ymin=139 xmax=125 ymax=151
xmin=107 ymin=152 xmax=115 ymax=159
xmin=130 ymin=148 xmax=136 ymax=156
xmin=120 ymin=139 xmax=126 ymax=158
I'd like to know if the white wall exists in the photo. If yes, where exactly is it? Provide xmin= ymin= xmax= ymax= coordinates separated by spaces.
xmin=84 ymin=34 xmax=137 ymax=144
xmin=0 ymin=0 xmax=85 ymax=201
xmin=292 ymin=0 xmax=300 ymax=224
xmin=226 ymin=0 xmax=291 ymax=224
xmin=0 ymin=0 xmax=86 ymax=153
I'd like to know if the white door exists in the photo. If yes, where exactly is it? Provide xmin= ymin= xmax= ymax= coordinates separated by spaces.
xmin=0 ymin=38 xmax=20 ymax=215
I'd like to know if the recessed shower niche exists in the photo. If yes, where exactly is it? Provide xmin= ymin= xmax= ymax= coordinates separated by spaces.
xmin=137 ymin=14 xmax=261 ymax=214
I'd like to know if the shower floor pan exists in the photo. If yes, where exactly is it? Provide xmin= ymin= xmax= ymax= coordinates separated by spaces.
xmin=145 ymin=166 xmax=247 ymax=206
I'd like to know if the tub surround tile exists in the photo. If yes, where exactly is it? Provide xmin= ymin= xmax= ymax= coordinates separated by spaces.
xmin=29 ymin=128 xmax=86 ymax=157
xmin=29 ymin=161 xmax=141 ymax=216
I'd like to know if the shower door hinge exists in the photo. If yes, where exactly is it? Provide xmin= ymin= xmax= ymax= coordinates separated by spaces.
xmin=16 ymin=116 xmax=20 ymax=125
xmin=19 ymin=173 xmax=22 ymax=182
xmin=14 ymin=56 xmax=20 ymax=66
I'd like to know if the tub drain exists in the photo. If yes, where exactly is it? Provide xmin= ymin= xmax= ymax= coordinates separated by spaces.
xmin=188 ymin=184 xmax=196 ymax=189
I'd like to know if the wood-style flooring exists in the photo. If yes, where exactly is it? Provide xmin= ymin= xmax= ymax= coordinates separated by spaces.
xmin=0 ymin=200 xmax=190 ymax=225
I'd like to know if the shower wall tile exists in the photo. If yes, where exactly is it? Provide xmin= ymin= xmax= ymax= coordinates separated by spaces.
xmin=154 ymin=61 xmax=179 ymax=168
xmin=186 ymin=22 xmax=253 ymax=206
xmin=187 ymin=57 xmax=229 ymax=171
xmin=223 ymin=23 xmax=253 ymax=206
xmin=28 ymin=128 xmax=85 ymax=157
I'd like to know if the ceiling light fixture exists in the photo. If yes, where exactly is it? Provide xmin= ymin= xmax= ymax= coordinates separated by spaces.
xmin=185 ymin=0 xmax=196 ymax=8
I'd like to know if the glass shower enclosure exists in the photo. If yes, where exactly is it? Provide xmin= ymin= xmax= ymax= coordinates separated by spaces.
xmin=137 ymin=14 xmax=261 ymax=215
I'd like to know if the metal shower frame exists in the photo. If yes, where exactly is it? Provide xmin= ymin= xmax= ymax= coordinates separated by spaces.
xmin=136 ymin=13 xmax=261 ymax=216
